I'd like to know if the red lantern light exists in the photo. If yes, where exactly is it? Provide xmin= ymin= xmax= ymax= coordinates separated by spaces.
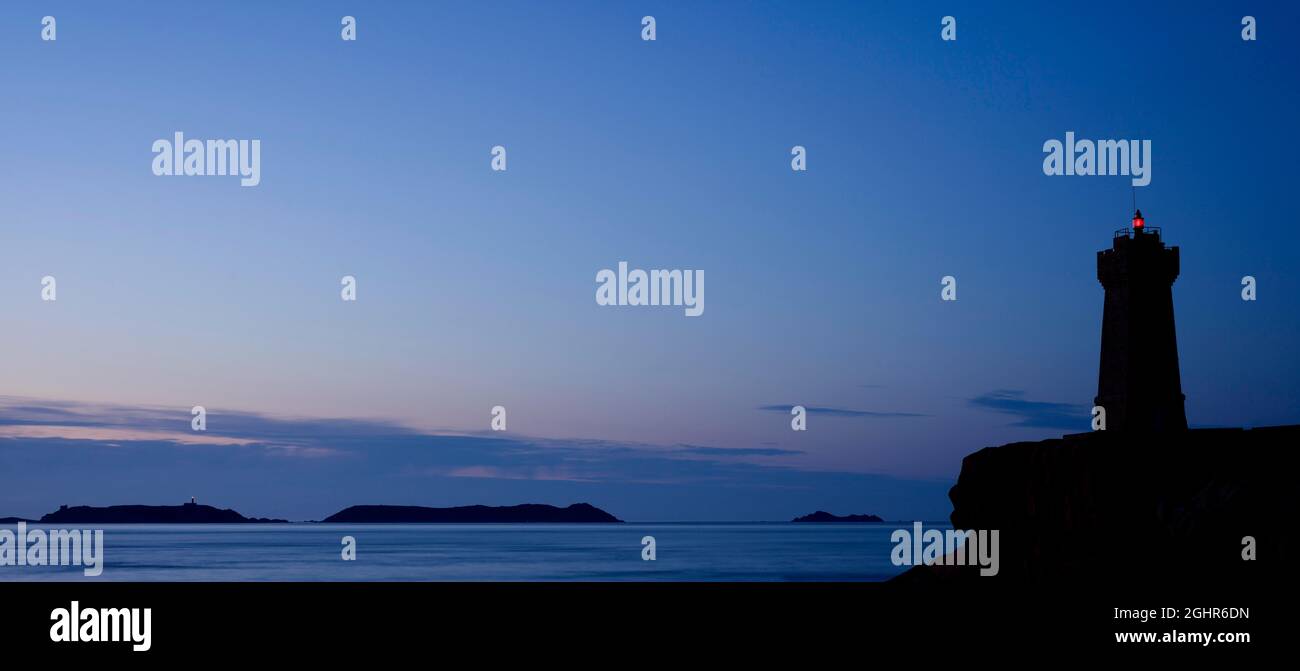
xmin=1132 ymin=209 xmax=1144 ymax=229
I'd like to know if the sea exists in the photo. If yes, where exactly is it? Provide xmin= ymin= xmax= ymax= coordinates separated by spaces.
xmin=0 ymin=522 xmax=951 ymax=581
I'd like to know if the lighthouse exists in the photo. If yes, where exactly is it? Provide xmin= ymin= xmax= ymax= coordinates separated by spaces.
xmin=1094 ymin=210 xmax=1188 ymax=432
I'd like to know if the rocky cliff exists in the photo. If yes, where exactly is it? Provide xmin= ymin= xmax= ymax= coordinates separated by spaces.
xmin=899 ymin=426 xmax=1296 ymax=584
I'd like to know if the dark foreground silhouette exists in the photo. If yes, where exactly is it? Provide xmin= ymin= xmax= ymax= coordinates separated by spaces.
xmin=37 ymin=503 xmax=287 ymax=524
xmin=322 ymin=503 xmax=623 ymax=523
xmin=791 ymin=511 xmax=884 ymax=523
xmin=894 ymin=426 xmax=1298 ymax=584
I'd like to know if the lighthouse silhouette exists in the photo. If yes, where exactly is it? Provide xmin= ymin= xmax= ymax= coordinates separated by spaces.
xmin=1094 ymin=209 xmax=1188 ymax=432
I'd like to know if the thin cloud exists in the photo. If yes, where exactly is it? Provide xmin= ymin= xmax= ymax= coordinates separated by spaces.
xmin=675 ymin=445 xmax=804 ymax=457
xmin=757 ymin=405 xmax=928 ymax=418
xmin=0 ymin=396 xmax=954 ymax=521
xmin=968 ymin=389 xmax=1088 ymax=430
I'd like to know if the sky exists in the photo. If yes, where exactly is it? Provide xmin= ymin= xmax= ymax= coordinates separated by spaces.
xmin=1 ymin=1 xmax=1298 ymax=521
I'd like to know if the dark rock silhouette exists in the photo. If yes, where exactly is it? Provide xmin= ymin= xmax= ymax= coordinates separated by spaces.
xmin=792 ymin=511 xmax=884 ymax=523
xmin=896 ymin=426 xmax=1296 ymax=584
xmin=322 ymin=503 xmax=622 ymax=523
xmin=39 ymin=502 xmax=287 ymax=524
xmin=0 ymin=517 xmax=35 ymax=524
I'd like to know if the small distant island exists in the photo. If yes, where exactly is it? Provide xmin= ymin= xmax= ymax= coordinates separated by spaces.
xmin=322 ymin=503 xmax=622 ymax=524
xmin=792 ymin=511 xmax=884 ymax=523
xmin=0 ymin=517 xmax=34 ymax=524
xmin=38 ymin=501 xmax=287 ymax=524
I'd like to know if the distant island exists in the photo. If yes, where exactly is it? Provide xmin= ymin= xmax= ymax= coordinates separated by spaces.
xmin=3 ymin=501 xmax=626 ymax=524
xmin=38 ymin=502 xmax=287 ymax=524
xmin=792 ymin=511 xmax=884 ymax=523
xmin=322 ymin=503 xmax=622 ymax=523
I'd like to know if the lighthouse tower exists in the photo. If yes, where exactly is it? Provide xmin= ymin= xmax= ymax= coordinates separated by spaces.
xmin=1094 ymin=210 xmax=1188 ymax=432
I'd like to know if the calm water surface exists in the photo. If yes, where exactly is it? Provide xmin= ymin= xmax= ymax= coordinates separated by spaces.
xmin=1 ymin=522 xmax=956 ymax=581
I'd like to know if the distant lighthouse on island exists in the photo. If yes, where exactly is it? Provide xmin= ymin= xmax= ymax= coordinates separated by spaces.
xmin=1094 ymin=209 xmax=1188 ymax=432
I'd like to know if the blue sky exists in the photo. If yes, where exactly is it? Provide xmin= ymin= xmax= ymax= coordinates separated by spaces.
xmin=1 ymin=1 xmax=1297 ymax=521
